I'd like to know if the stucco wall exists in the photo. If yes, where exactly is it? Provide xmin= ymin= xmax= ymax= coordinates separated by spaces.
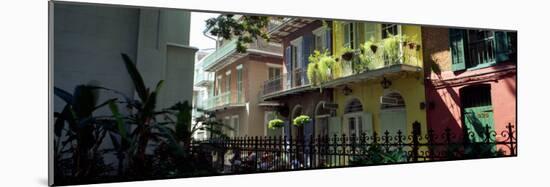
xmin=333 ymin=74 xmax=428 ymax=136
xmin=53 ymin=4 xmax=140 ymax=114
xmin=421 ymin=27 xmax=517 ymax=143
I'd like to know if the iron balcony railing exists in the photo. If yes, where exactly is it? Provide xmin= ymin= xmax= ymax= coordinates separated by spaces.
xmin=262 ymin=68 xmax=309 ymax=96
xmin=194 ymin=70 xmax=214 ymax=86
xmin=202 ymin=39 xmax=238 ymax=70
xmin=204 ymin=90 xmax=245 ymax=110
xmin=467 ymin=36 xmax=496 ymax=68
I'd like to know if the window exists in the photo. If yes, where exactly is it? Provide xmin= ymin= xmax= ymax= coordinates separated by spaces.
xmin=236 ymin=65 xmax=243 ymax=103
xmin=216 ymin=75 xmax=222 ymax=95
xmin=344 ymin=99 xmax=364 ymax=136
xmin=290 ymin=37 xmax=303 ymax=87
xmin=225 ymin=70 xmax=231 ymax=104
xmin=381 ymin=24 xmax=398 ymax=39
xmin=343 ymin=23 xmax=355 ymax=49
xmin=312 ymin=27 xmax=327 ymax=51
xmin=461 ymin=85 xmax=492 ymax=108
xmin=268 ymin=67 xmax=281 ymax=80
xmin=231 ymin=115 xmax=240 ymax=137
xmin=450 ymin=29 xmax=514 ymax=71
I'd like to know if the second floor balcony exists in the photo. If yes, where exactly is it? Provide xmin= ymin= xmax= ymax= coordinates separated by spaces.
xmin=194 ymin=70 xmax=214 ymax=87
xmin=203 ymin=90 xmax=245 ymax=111
xmin=261 ymin=34 xmax=423 ymax=100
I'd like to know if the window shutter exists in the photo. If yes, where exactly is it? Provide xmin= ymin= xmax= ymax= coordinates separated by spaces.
xmin=449 ymin=29 xmax=467 ymax=71
xmin=302 ymin=34 xmax=314 ymax=84
xmin=285 ymin=46 xmax=292 ymax=88
xmin=325 ymin=28 xmax=332 ymax=53
xmin=361 ymin=112 xmax=374 ymax=135
xmin=304 ymin=119 xmax=314 ymax=142
xmin=494 ymin=31 xmax=511 ymax=63
xmin=284 ymin=121 xmax=291 ymax=140
xmin=328 ymin=117 xmax=341 ymax=136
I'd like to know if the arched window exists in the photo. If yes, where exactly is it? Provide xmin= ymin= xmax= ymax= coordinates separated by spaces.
xmin=345 ymin=99 xmax=363 ymax=114
xmin=380 ymin=92 xmax=405 ymax=109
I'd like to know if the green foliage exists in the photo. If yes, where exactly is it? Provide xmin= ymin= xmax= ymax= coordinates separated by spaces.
xmin=53 ymin=84 xmax=118 ymax=179
xmin=350 ymin=144 xmax=406 ymax=166
xmin=206 ymin=15 xmax=275 ymax=53
xmin=268 ymin=119 xmax=284 ymax=129
xmin=357 ymin=34 xmax=421 ymax=70
xmin=306 ymin=50 xmax=341 ymax=88
xmin=292 ymin=115 xmax=311 ymax=126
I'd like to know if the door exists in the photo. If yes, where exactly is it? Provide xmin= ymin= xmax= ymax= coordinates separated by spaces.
xmin=380 ymin=108 xmax=407 ymax=135
xmin=463 ymin=106 xmax=496 ymax=154
xmin=461 ymin=84 xmax=496 ymax=155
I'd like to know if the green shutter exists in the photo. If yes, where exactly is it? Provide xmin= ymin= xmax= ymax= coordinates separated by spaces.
xmin=328 ymin=117 xmax=341 ymax=136
xmin=494 ymin=31 xmax=511 ymax=63
xmin=449 ymin=29 xmax=467 ymax=71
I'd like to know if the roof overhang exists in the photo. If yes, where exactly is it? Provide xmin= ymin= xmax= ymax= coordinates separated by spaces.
xmin=269 ymin=18 xmax=315 ymax=43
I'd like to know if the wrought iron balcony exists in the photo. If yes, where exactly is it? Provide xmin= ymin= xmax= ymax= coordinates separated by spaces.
xmin=194 ymin=70 xmax=214 ymax=87
xmin=204 ymin=90 xmax=245 ymax=111
xmin=262 ymin=68 xmax=310 ymax=97
xmin=202 ymin=39 xmax=238 ymax=71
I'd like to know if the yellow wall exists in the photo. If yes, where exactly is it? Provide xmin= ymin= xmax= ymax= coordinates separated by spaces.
xmin=331 ymin=22 xmax=427 ymax=136
xmin=333 ymin=75 xmax=427 ymax=136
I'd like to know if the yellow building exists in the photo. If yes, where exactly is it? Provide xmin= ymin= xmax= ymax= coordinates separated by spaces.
xmin=325 ymin=21 xmax=427 ymax=137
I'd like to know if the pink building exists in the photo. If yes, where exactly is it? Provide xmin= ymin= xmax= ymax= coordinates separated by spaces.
xmin=421 ymin=26 xmax=516 ymax=153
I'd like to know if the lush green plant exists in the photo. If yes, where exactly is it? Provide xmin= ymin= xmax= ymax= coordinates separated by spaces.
xmin=382 ymin=33 xmax=406 ymax=65
xmin=306 ymin=50 xmax=341 ymax=88
xmin=350 ymin=143 xmax=406 ymax=165
xmin=292 ymin=115 xmax=311 ymax=126
xmin=268 ymin=119 xmax=285 ymax=129
xmin=53 ymin=83 xmax=117 ymax=180
xmin=206 ymin=15 xmax=279 ymax=53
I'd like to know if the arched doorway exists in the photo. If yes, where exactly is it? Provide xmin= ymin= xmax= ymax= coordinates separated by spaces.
xmin=343 ymin=98 xmax=364 ymax=136
xmin=291 ymin=105 xmax=304 ymax=138
xmin=315 ymin=101 xmax=330 ymax=137
xmin=379 ymin=92 xmax=407 ymax=135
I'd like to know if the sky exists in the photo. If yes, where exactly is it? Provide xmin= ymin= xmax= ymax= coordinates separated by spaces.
xmin=189 ymin=12 xmax=219 ymax=51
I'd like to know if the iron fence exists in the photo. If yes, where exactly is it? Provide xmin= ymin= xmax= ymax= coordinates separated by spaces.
xmin=195 ymin=123 xmax=516 ymax=174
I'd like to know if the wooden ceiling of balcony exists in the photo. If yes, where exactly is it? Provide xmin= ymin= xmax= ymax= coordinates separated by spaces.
xmin=269 ymin=18 xmax=315 ymax=43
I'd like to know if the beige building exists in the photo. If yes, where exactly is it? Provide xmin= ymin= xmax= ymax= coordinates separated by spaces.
xmin=200 ymin=38 xmax=283 ymax=137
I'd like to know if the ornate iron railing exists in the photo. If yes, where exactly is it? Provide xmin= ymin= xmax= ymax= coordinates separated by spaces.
xmin=196 ymin=123 xmax=516 ymax=174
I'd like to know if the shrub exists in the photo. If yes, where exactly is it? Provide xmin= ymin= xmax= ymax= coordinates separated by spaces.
xmin=292 ymin=115 xmax=311 ymax=126
xmin=268 ymin=119 xmax=285 ymax=129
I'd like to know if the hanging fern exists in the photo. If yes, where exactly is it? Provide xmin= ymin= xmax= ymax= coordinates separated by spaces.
xmin=307 ymin=50 xmax=337 ymax=87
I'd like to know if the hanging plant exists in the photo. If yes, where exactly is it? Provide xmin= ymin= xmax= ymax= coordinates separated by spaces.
xmin=268 ymin=119 xmax=285 ymax=129
xmin=307 ymin=50 xmax=339 ymax=88
xmin=341 ymin=47 xmax=355 ymax=61
xmin=293 ymin=115 xmax=311 ymax=126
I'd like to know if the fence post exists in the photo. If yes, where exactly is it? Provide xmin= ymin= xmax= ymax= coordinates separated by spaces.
xmin=412 ymin=121 xmax=421 ymax=162
xmin=507 ymin=123 xmax=516 ymax=155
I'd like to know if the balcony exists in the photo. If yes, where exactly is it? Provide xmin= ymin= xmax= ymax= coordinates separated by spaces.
xmin=261 ymin=36 xmax=423 ymax=99
xmin=202 ymin=39 xmax=239 ymax=71
xmin=202 ymin=38 xmax=282 ymax=72
xmin=194 ymin=70 xmax=214 ymax=87
xmin=204 ymin=90 xmax=245 ymax=111
xmin=262 ymin=68 xmax=312 ymax=100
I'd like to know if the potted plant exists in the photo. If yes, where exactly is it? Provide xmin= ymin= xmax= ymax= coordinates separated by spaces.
xmin=268 ymin=119 xmax=285 ymax=129
xmin=341 ymin=47 xmax=355 ymax=61
xmin=292 ymin=115 xmax=311 ymax=127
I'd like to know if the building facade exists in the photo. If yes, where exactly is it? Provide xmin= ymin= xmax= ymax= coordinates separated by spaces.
xmin=421 ymin=26 xmax=517 ymax=146
xmin=329 ymin=22 xmax=427 ymax=137
xmin=201 ymin=36 xmax=283 ymax=137
xmin=262 ymin=19 xmax=334 ymax=139
xmin=53 ymin=3 xmax=197 ymax=171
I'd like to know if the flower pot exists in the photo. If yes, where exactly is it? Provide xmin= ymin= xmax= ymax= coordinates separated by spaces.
xmin=370 ymin=45 xmax=378 ymax=53
xmin=408 ymin=43 xmax=415 ymax=49
xmin=342 ymin=52 xmax=354 ymax=61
